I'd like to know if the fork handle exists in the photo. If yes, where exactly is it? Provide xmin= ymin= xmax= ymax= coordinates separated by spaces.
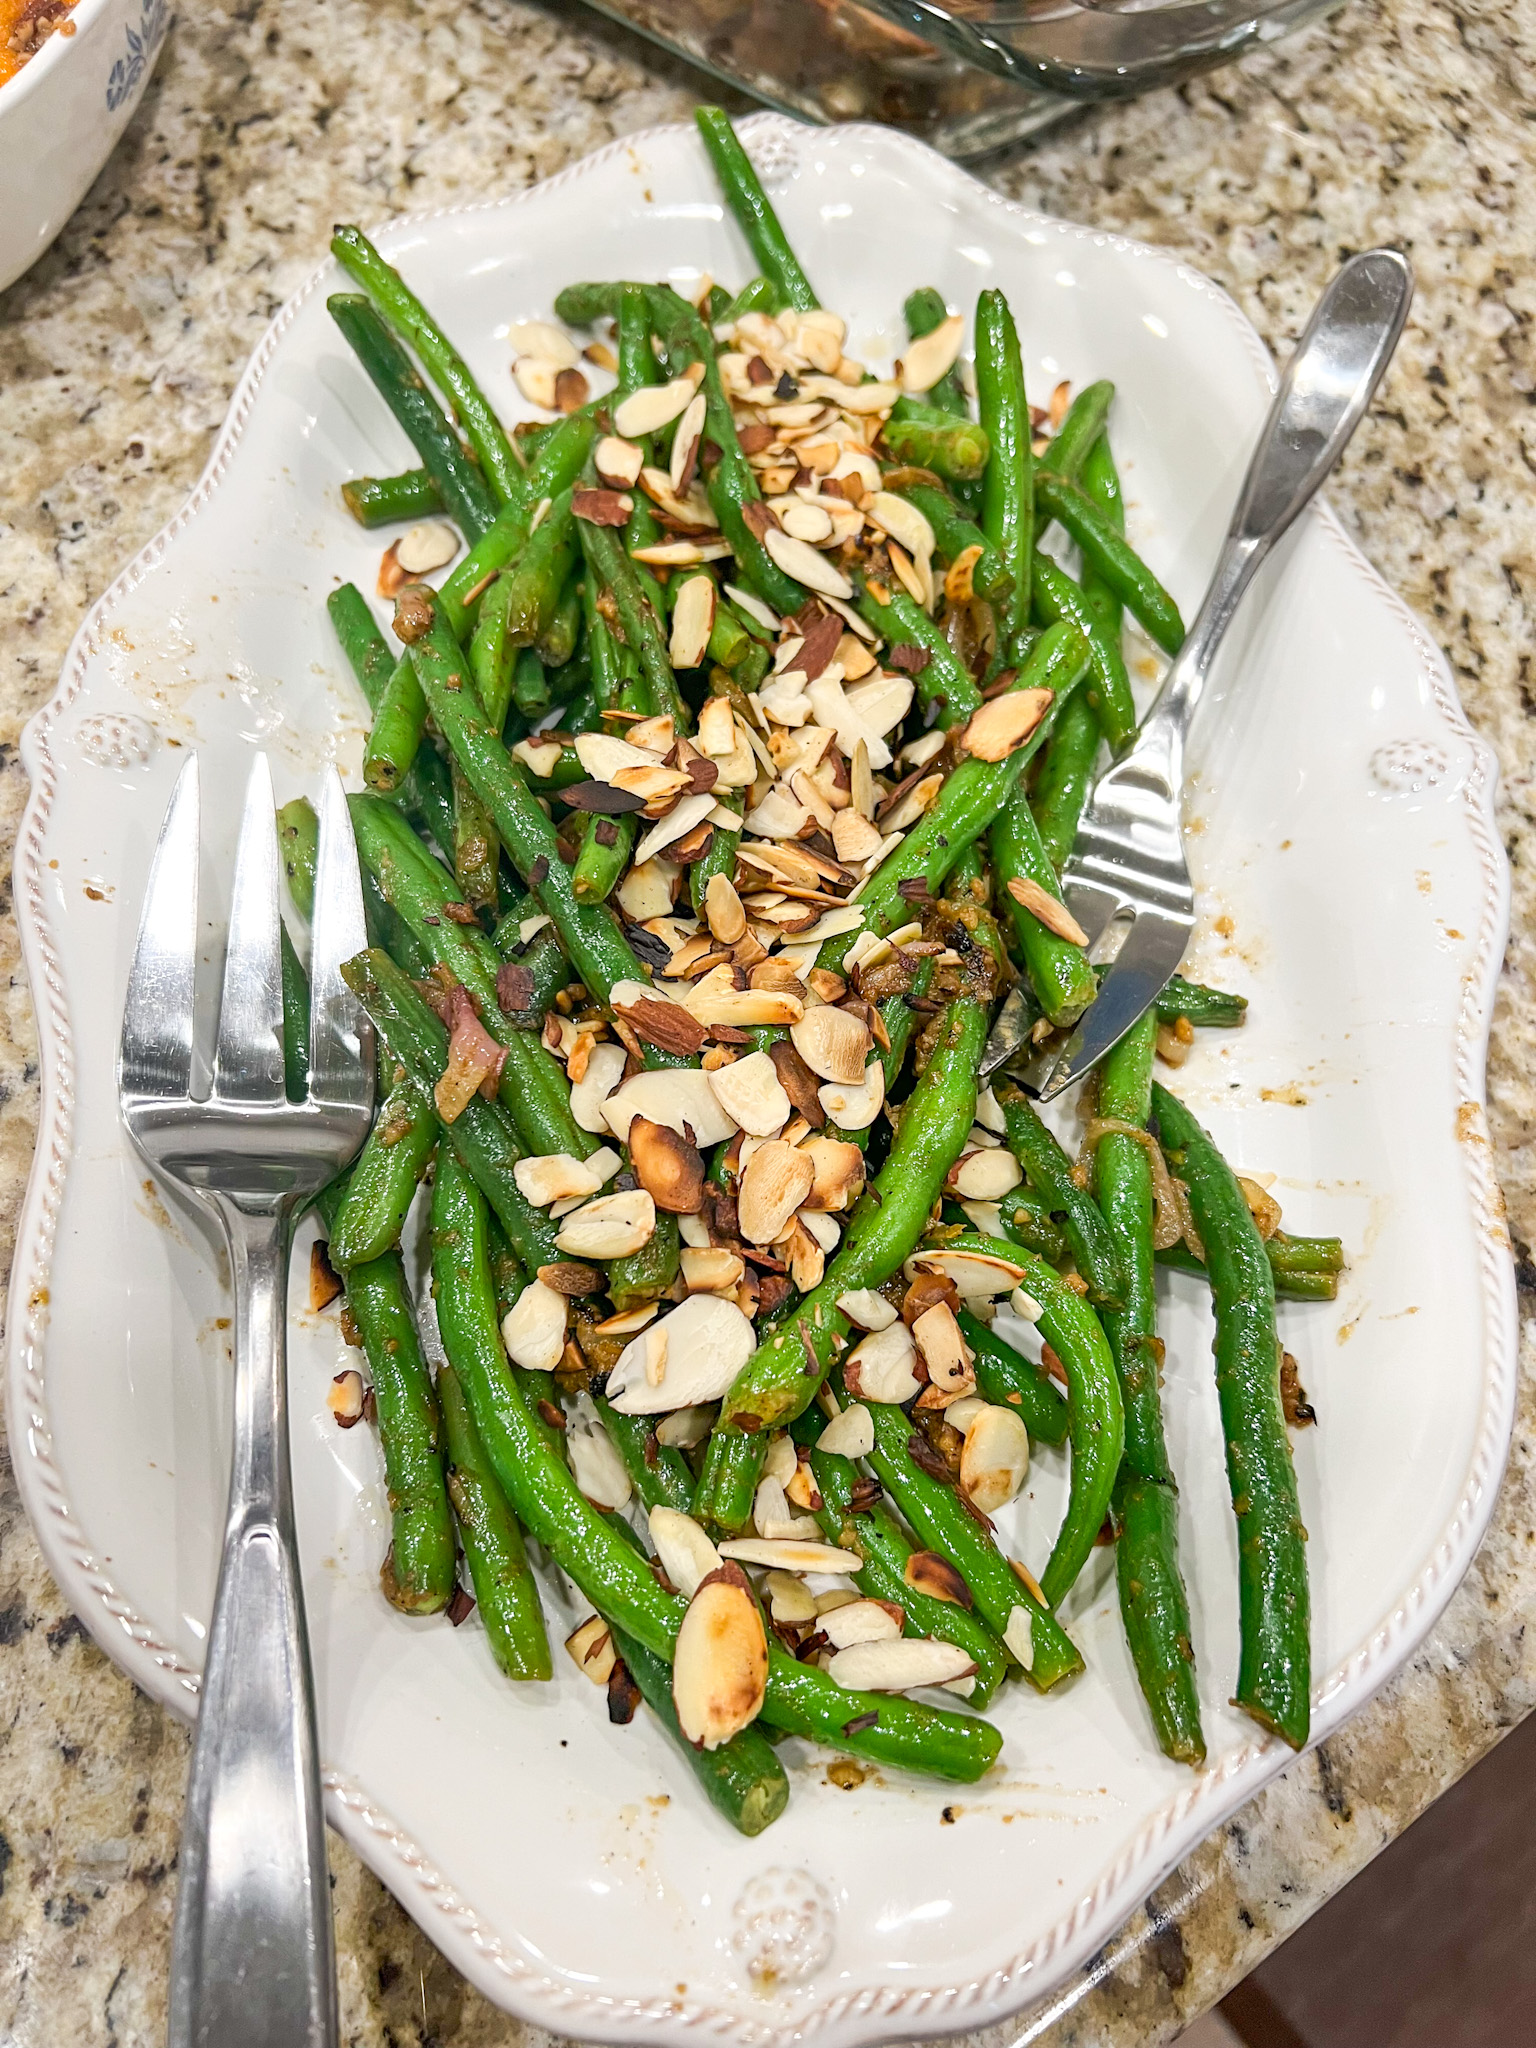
xmin=169 ymin=1198 xmax=337 ymax=2048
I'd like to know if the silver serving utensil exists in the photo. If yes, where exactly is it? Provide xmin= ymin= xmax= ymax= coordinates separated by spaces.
xmin=119 ymin=754 xmax=372 ymax=2048
xmin=995 ymin=247 xmax=1413 ymax=1100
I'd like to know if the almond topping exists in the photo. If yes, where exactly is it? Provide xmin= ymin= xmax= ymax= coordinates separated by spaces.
xmin=554 ymin=1189 xmax=657 ymax=1259
xmin=912 ymin=1301 xmax=976 ymax=1397
xmin=904 ymin=1551 xmax=974 ymax=1607
xmin=565 ymin=1616 xmax=616 ymax=1685
xmin=901 ymin=313 xmax=966 ymax=394
xmin=950 ymin=1146 xmax=1025 ymax=1201
xmin=961 ymin=688 xmax=1055 ymax=763
xmin=680 ymin=1246 xmax=747 ymax=1294
xmin=572 ymin=488 xmax=633 ymax=527
xmin=843 ymin=1320 xmax=921 ymax=1404
xmin=826 ymin=1638 xmax=976 ymax=1693
xmin=672 ymin=1563 xmax=769 ymax=1750
xmin=817 ymin=1401 xmax=875 ymax=1459
xmin=1006 ymin=874 xmax=1090 ymax=946
xmin=614 ymin=377 xmax=697 ymax=439
xmin=959 ymin=1404 xmax=1031 ymax=1514
xmin=327 ymin=1369 xmax=365 ymax=1426
xmin=501 ymin=1278 xmax=568 ymax=1371
xmin=595 ymin=435 xmax=644 ymax=487
xmin=668 ymin=573 xmax=717 ymax=670
xmin=737 ymin=1139 xmax=816 ymax=1244
xmin=606 ymin=1295 xmax=757 ymax=1414
xmin=649 ymin=1506 xmax=721 ymax=1599
xmin=628 ymin=1115 xmax=706 ymax=1214
xmin=820 ymin=1597 xmax=904 ymax=1650
xmin=707 ymin=1048 xmax=792 ymax=1137
xmin=790 ymin=1004 xmax=872 ymax=1085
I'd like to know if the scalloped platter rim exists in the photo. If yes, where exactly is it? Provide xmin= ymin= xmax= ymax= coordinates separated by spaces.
xmin=7 ymin=114 xmax=1517 ymax=2048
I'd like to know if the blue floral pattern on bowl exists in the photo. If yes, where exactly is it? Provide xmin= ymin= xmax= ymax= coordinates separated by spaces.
xmin=105 ymin=0 xmax=169 ymax=113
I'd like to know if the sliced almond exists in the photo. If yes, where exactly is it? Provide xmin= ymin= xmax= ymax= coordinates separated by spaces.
xmin=672 ymin=1563 xmax=769 ymax=1750
xmin=817 ymin=1401 xmax=875 ymax=1459
xmin=961 ymin=688 xmax=1055 ymax=762
xmin=942 ymin=1394 xmax=990 ymax=1437
xmin=950 ymin=1147 xmax=1025 ymax=1201
xmin=753 ymin=1472 xmax=816 ymax=1541
xmin=738 ymin=1139 xmax=816 ymax=1245
xmin=565 ymin=1615 xmax=616 ymax=1685
xmin=680 ymin=1246 xmax=747 ymax=1294
xmin=615 ymin=858 xmax=678 ymax=923
xmin=800 ymin=1136 xmax=865 ymax=1213
xmin=603 ymin=1067 xmax=737 ymax=1149
xmin=901 ymin=313 xmax=965 ymax=394
xmin=567 ymin=1412 xmax=632 ymax=1509
xmin=763 ymin=1569 xmax=818 ymax=1625
xmin=501 ymin=1278 xmax=567 ymax=1371
xmin=703 ymin=871 xmax=748 ymax=946
xmin=724 ymin=582 xmax=781 ymax=633
xmin=394 ymin=521 xmax=459 ymax=575
xmin=327 ymin=1369 xmax=365 ymax=1425
xmin=512 ymin=737 xmax=564 ymax=779
xmin=513 ymin=356 xmax=562 ymax=409
xmin=632 ymin=538 xmax=733 ymax=566
xmin=904 ymin=1551 xmax=974 ymax=1607
xmin=555 ymin=1189 xmax=657 ymax=1259
xmin=780 ymin=499 xmax=835 ymax=544
xmin=1005 ymin=1604 xmax=1035 ymax=1672
xmin=657 ymin=1405 xmax=714 ymax=1449
xmin=633 ymin=791 xmax=718 ymax=867
xmin=831 ymin=808 xmax=885 ymax=863
xmin=1006 ymin=874 xmax=1090 ymax=946
xmin=668 ymin=390 xmax=708 ymax=494
xmin=909 ymin=1247 xmax=1029 ymax=1299
xmin=912 ymin=1301 xmax=976 ymax=1396
xmin=782 ymin=1219 xmax=826 ymax=1293
xmin=696 ymin=696 xmax=738 ymax=759
xmin=668 ymin=573 xmax=717 ymax=672
xmin=649 ymin=1505 xmax=721 ymax=1599
xmin=716 ymin=1538 xmax=860 ymax=1575
xmin=959 ymin=1404 xmax=1030 ymax=1513
xmin=707 ymin=1049 xmax=791 ymax=1138
xmin=593 ymin=1302 xmax=661 ymax=1337
xmin=614 ymin=377 xmax=697 ymax=439
xmin=510 ymin=319 xmax=579 ymax=369
xmin=827 ymin=1638 xmax=977 ymax=1693
xmin=606 ymin=1295 xmax=757 ymax=1414
xmin=844 ymin=1320 xmax=921 ymax=1404
xmin=569 ymin=1040 xmax=629 ymax=1134
xmin=763 ymin=525 xmax=854 ymax=599
xmin=513 ymin=1151 xmax=611 ymax=1208
xmin=628 ymin=1115 xmax=706 ymax=1214
xmin=868 ymin=492 xmax=935 ymax=567
xmin=820 ymin=1598 xmax=904 ymax=1651
xmin=596 ymin=434 xmax=644 ymax=488
xmin=576 ymin=730 xmax=659 ymax=780
xmin=790 ymin=1004 xmax=871 ymax=1085
xmin=818 ymin=1060 xmax=884 ymax=1132
xmin=612 ymin=761 xmax=694 ymax=807
xmin=784 ymin=1456 xmax=821 ymax=1509
xmin=836 ymin=1287 xmax=897 ymax=1332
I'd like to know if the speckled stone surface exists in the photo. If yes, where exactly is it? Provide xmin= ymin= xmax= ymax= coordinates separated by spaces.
xmin=2 ymin=1 xmax=1534 ymax=2042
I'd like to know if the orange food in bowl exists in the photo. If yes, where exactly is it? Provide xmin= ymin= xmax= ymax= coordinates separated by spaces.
xmin=1 ymin=0 xmax=77 ymax=87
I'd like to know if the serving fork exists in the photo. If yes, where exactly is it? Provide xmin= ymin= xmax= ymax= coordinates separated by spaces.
xmin=994 ymin=247 xmax=1414 ymax=1100
xmin=119 ymin=754 xmax=372 ymax=2048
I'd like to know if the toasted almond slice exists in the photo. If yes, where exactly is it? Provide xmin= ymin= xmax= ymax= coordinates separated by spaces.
xmin=614 ymin=857 xmax=678 ymax=923
xmin=818 ymin=1059 xmax=884 ymax=1132
xmin=763 ymin=1569 xmax=818 ymax=1624
xmin=706 ymin=1049 xmax=791 ymax=1138
xmin=790 ymin=1004 xmax=872 ymax=1085
xmin=501 ymin=1278 xmax=568 ymax=1371
xmin=513 ymin=356 xmax=563 ymax=408
xmin=327 ymin=1369 xmax=365 ymax=1425
xmin=614 ymin=376 xmax=697 ymax=438
xmin=738 ymin=1139 xmax=816 ymax=1244
xmin=603 ymin=1067 xmax=737 ymax=1148
xmin=669 ymin=390 xmax=708 ymax=495
xmin=837 ymin=1287 xmax=898 ymax=1332
xmin=672 ymin=1564 xmax=769 ymax=1750
xmin=974 ymin=1085 xmax=1007 ymax=1135
xmin=650 ymin=1505 xmax=722 ymax=1598
xmin=845 ymin=671 xmax=915 ymax=741
xmin=510 ymin=319 xmax=579 ymax=369
xmin=567 ymin=1410 xmax=633 ymax=1509
xmin=565 ymin=1615 xmax=616 ymax=1685
xmin=393 ymin=521 xmax=459 ymax=575
xmin=513 ymin=1150 xmax=612 ymax=1207
xmin=754 ymin=1471 xmax=817 ymax=1541
xmin=724 ymin=582 xmax=781 ymax=633
xmin=632 ymin=539 xmax=734 ymax=565
xmin=1005 ymin=1604 xmax=1036 ymax=1672
xmin=782 ymin=1219 xmax=826 ymax=1293
xmin=959 ymin=1403 xmax=1030 ymax=1513
xmin=669 ymin=573 xmax=717 ymax=670
xmin=575 ymin=730 xmax=658 ymax=780
xmin=904 ymin=1551 xmax=974 ymax=1607
xmin=821 ymin=1597 xmax=904 ymax=1650
xmin=631 ymin=791 xmax=717 ymax=867
xmin=951 ymin=1147 xmax=1025 ymax=1200
xmin=607 ymin=1295 xmax=757 ymax=1414
xmin=817 ymin=1401 xmax=875 ymax=1459
xmin=513 ymin=737 xmax=564 ymax=779
xmin=844 ymin=1320 xmax=921 ymax=1404
xmin=612 ymin=761 xmax=694 ymax=806
xmin=800 ymin=374 xmax=900 ymax=412
xmin=882 ymin=771 xmax=944 ymax=834
xmin=900 ymin=312 xmax=965 ymax=393
xmin=555 ymin=1189 xmax=657 ymax=1259
xmin=763 ymin=525 xmax=853 ymax=599
xmin=680 ymin=1245 xmax=747 ymax=1294
xmin=716 ymin=1538 xmax=861 ymax=1575
xmin=628 ymin=1115 xmax=706 ymax=1214
xmin=831 ymin=808 xmax=885 ymax=863
xmin=961 ymin=687 xmax=1055 ymax=763
xmin=696 ymin=696 xmax=738 ymax=759
xmin=868 ymin=492 xmax=935 ymax=566
xmin=801 ymin=1136 xmax=864 ymax=1214
xmin=657 ymin=1405 xmax=714 ymax=1449
xmin=593 ymin=1302 xmax=661 ymax=1338
xmin=686 ymin=986 xmax=805 ymax=1029
xmin=595 ymin=434 xmax=644 ymax=488
xmin=912 ymin=1301 xmax=976 ymax=1396
xmin=1006 ymin=874 xmax=1090 ymax=946
xmin=780 ymin=499 xmax=835 ymax=544
xmin=702 ymin=871 xmax=747 ymax=947
xmin=827 ymin=1638 xmax=977 ymax=1692
xmin=568 ymin=1040 xmax=628 ymax=1134
xmin=909 ymin=1247 xmax=1029 ymax=1299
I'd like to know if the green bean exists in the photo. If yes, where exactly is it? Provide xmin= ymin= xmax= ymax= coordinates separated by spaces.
xmin=342 ymin=948 xmax=562 ymax=1272
xmin=451 ymin=758 xmax=500 ymax=916
xmin=279 ymin=925 xmax=309 ymax=1102
xmin=504 ymin=489 xmax=577 ymax=649
xmin=348 ymin=792 xmax=592 ymax=1159
xmin=815 ymin=622 xmax=1090 ymax=978
xmin=1075 ymin=430 xmax=1125 ymax=636
xmin=855 ymin=575 xmax=981 ymax=728
xmin=888 ymin=483 xmax=1009 ymax=603
xmin=438 ymin=1361 xmax=552 ymax=1680
xmin=329 ymin=1077 xmax=436 ymax=1268
xmin=883 ymin=399 xmax=990 ymax=485
xmin=1034 ymin=472 xmax=1185 ymax=657
xmin=595 ymin=1403 xmax=695 ymax=1514
xmin=332 ymin=226 xmax=522 ymax=506
xmin=993 ymin=790 xmax=1098 ymax=1027
xmin=989 ymin=1184 xmax=1070 ymax=1264
xmin=604 ymin=1617 xmax=789 ymax=1836
xmin=572 ymin=811 xmax=636 ymax=905
xmin=491 ymin=908 xmax=570 ymax=1013
xmin=720 ymin=275 xmax=776 ymax=323
xmin=1156 ymin=1236 xmax=1343 ymax=1303
xmin=468 ymin=573 xmax=517 ymax=733
xmin=400 ymin=590 xmax=651 ymax=1003
xmin=1033 ymin=552 xmax=1137 ymax=755
xmin=1151 ymin=1084 xmax=1310 ymax=1750
xmin=797 ymin=1420 xmax=1009 ymax=1708
xmin=483 ymin=1215 xmax=568 ymax=1457
xmin=997 ymin=1084 xmax=1124 ymax=1308
xmin=278 ymin=798 xmax=320 ymax=919
xmin=1094 ymin=1015 xmax=1204 ymax=1764
xmin=695 ymin=108 xmax=818 ymax=312
xmin=362 ymin=652 xmax=428 ymax=794
xmin=430 ymin=1149 xmax=1000 ymax=1782
xmin=575 ymin=497 xmax=689 ymax=730
xmin=696 ymin=992 xmax=988 ymax=1534
xmin=507 ymin=645 xmax=548 ymax=724
xmin=845 ymin=1369 xmax=1082 ymax=1692
xmin=903 ymin=288 xmax=969 ymax=416
xmin=315 ymin=1181 xmax=455 ymax=1615
xmin=1157 ymin=975 xmax=1248 ymax=1029
xmin=608 ymin=1213 xmax=681 ymax=1313
xmin=975 ymin=288 xmax=1034 ymax=652
xmin=437 ymin=413 xmax=598 ymax=634
xmin=689 ymin=789 xmax=742 ymax=918
xmin=930 ymin=1232 xmax=1124 ymax=1609
xmin=959 ymin=1308 xmax=1069 ymax=1447
xmin=1033 ymin=382 xmax=1114 ymax=526
xmin=326 ymin=585 xmax=461 ymax=851
xmin=539 ymin=572 xmax=582 ymax=672
xmin=326 ymin=294 xmax=497 ymax=543
xmin=342 ymin=468 xmax=443 ymax=528
xmin=1030 ymin=690 xmax=1100 ymax=874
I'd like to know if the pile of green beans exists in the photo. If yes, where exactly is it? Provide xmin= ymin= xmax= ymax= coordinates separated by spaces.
xmin=294 ymin=104 xmax=1334 ymax=1834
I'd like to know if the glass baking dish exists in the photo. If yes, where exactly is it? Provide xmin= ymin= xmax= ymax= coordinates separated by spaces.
xmin=573 ymin=0 xmax=1344 ymax=157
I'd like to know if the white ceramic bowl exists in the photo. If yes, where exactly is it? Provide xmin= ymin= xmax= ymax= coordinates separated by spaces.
xmin=0 ymin=0 xmax=169 ymax=295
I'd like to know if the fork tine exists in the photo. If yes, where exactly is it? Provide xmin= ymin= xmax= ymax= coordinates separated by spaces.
xmin=212 ymin=755 xmax=287 ymax=1104
xmin=1032 ymin=906 xmax=1192 ymax=1103
xmin=119 ymin=753 xmax=201 ymax=1101
xmin=307 ymin=768 xmax=374 ymax=1110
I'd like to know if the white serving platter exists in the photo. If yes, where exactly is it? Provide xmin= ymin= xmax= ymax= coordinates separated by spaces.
xmin=8 ymin=114 xmax=1516 ymax=2048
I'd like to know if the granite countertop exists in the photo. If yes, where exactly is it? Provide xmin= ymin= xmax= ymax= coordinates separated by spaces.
xmin=2 ymin=0 xmax=1534 ymax=2040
